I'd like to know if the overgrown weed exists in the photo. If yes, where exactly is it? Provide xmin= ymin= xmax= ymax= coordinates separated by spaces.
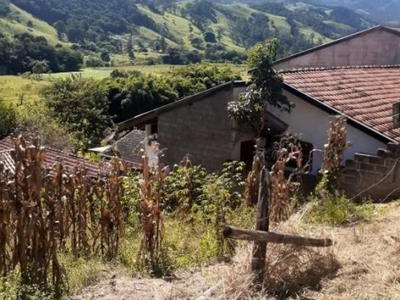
xmin=305 ymin=175 xmax=374 ymax=226
xmin=58 ymin=253 xmax=105 ymax=295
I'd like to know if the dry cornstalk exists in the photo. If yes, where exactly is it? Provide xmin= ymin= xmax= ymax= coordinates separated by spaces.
xmin=321 ymin=116 xmax=352 ymax=190
xmin=270 ymin=135 xmax=303 ymax=224
xmin=0 ymin=136 xmax=126 ymax=296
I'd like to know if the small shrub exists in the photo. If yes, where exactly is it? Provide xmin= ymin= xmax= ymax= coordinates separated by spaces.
xmin=306 ymin=195 xmax=373 ymax=225
xmin=305 ymin=175 xmax=374 ymax=225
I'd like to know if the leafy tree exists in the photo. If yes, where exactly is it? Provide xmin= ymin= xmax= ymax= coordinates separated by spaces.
xmin=43 ymin=75 xmax=113 ymax=150
xmin=204 ymin=31 xmax=216 ymax=43
xmin=53 ymin=20 xmax=66 ymax=40
xmin=0 ymin=33 xmax=82 ymax=75
xmin=159 ymin=37 xmax=167 ymax=52
xmin=0 ymin=0 xmax=10 ymax=16
xmin=0 ymin=98 xmax=16 ymax=139
xmin=186 ymin=50 xmax=202 ymax=63
xmin=100 ymin=51 xmax=111 ymax=62
xmin=56 ymin=48 xmax=83 ymax=71
xmin=190 ymin=37 xmax=204 ymax=50
xmin=16 ymin=102 xmax=76 ymax=151
xmin=106 ymin=63 xmax=241 ymax=122
xmin=228 ymin=39 xmax=292 ymax=137
xmin=127 ymin=34 xmax=135 ymax=59
xmin=31 ymin=60 xmax=49 ymax=74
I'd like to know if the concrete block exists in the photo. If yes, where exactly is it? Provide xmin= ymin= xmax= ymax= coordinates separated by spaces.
xmin=345 ymin=159 xmax=360 ymax=169
xmin=377 ymin=148 xmax=393 ymax=158
xmin=368 ymin=156 xmax=384 ymax=165
xmin=360 ymin=163 xmax=375 ymax=171
xmin=375 ymin=165 xmax=390 ymax=174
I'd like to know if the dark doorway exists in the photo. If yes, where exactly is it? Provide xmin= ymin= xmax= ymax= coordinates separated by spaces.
xmin=240 ymin=140 xmax=256 ymax=167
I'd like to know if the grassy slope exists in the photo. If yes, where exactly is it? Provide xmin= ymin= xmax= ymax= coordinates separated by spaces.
xmin=133 ymin=2 xmax=337 ymax=55
xmin=2 ymin=0 xmax=365 ymax=59
xmin=0 ymin=4 xmax=64 ymax=45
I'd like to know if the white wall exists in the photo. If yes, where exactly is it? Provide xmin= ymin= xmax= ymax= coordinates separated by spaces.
xmin=269 ymin=91 xmax=387 ymax=175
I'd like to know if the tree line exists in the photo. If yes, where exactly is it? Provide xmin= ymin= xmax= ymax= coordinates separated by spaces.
xmin=0 ymin=63 xmax=241 ymax=150
xmin=0 ymin=33 xmax=83 ymax=75
xmin=0 ymin=0 xmax=9 ymax=16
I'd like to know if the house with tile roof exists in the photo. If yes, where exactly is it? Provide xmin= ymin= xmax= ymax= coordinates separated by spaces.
xmin=116 ymin=25 xmax=400 ymax=200
xmin=0 ymin=136 xmax=102 ymax=177
xmin=270 ymin=25 xmax=400 ymax=200
xmin=117 ymin=81 xmax=289 ymax=171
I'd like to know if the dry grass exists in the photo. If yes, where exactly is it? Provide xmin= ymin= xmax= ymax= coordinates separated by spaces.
xmin=302 ymin=202 xmax=400 ymax=300
xmin=73 ymin=202 xmax=400 ymax=300
xmin=72 ymin=210 xmax=341 ymax=299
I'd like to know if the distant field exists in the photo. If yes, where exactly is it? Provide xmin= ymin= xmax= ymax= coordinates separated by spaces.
xmin=0 ymin=76 xmax=50 ymax=105
xmin=47 ymin=63 xmax=248 ymax=79
xmin=0 ymin=64 xmax=248 ymax=106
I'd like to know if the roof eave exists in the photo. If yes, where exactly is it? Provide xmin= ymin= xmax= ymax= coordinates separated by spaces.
xmin=117 ymin=80 xmax=247 ymax=131
xmin=283 ymin=83 xmax=397 ymax=145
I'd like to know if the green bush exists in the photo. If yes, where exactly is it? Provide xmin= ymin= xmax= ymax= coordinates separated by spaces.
xmin=120 ymin=160 xmax=249 ymax=272
xmin=0 ymin=98 xmax=17 ymax=139
xmin=305 ymin=175 xmax=374 ymax=225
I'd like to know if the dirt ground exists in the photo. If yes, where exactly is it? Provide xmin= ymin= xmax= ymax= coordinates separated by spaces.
xmin=72 ymin=203 xmax=400 ymax=300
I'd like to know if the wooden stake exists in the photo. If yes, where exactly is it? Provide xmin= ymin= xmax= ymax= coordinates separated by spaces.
xmin=223 ymin=226 xmax=333 ymax=247
xmin=251 ymin=139 xmax=270 ymax=284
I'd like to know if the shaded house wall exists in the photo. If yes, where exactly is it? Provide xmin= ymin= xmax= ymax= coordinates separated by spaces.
xmin=158 ymin=84 xmax=250 ymax=170
xmin=270 ymin=91 xmax=386 ymax=175
xmin=274 ymin=28 xmax=400 ymax=70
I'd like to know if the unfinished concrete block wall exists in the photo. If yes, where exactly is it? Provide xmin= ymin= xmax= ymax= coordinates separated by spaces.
xmin=342 ymin=143 xmax=400 ymax=201
xmin=158 ymin=85 xmax=236 ymax=171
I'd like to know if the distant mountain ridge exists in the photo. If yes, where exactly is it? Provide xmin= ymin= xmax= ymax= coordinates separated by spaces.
xmin=0 ymin=0 xmax=376 ymax=63
xmin=306 ymin=0 xmax=400 ymax=24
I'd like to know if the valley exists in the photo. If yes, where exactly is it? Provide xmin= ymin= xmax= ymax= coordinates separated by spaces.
xmin=0 ymin=0 xmax=376 ymax=70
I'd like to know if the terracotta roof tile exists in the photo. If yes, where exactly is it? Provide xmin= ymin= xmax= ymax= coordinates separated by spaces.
xmin=0 ymin=151 xmax=15 ymax=175
xmin=0 ymin=137 xmax=101 ymax=177
xmin=281 ymin=66 xmax=400 ymax=142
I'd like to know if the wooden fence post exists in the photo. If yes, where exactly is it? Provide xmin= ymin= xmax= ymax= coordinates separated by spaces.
xmin=251 ymin=138 xmax=270 ymax=284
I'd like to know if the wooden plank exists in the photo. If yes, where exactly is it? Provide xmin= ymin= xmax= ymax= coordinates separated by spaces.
xmin=224 ymin=226 xmax=333 ymax=247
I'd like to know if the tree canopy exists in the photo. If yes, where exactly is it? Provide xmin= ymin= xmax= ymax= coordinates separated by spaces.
xmin=42 ymin=75 xmax=113 ymax=150
xmin=106 ymin=63 xmax=241 ymax=122
xmin=0 ymin=33 xmax=82 ymax=75
xmin=228 ymin=39 xmax=292 ymax=137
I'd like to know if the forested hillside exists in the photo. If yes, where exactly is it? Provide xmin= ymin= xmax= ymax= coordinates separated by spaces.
xmin=0 ymin=0 xmax=375 ymax=72
xmin=307 ymin=0 xmax=400 ymax=24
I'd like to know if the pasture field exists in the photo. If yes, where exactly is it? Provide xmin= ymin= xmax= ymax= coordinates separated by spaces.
xmin=0 ymin=75 xmax=50 ymax=105
xmin=0 ymin=64 xmax=248 ymax=105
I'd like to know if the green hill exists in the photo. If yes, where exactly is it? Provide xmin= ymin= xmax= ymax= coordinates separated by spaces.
xmin=0 ymin=0 xmax=375 ymax=64
xmin=0 ymin=3 xmax=63 ymax=46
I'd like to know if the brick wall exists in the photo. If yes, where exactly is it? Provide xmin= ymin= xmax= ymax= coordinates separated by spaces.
xmin=342 ymin=143 xmax=400 ymax=201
